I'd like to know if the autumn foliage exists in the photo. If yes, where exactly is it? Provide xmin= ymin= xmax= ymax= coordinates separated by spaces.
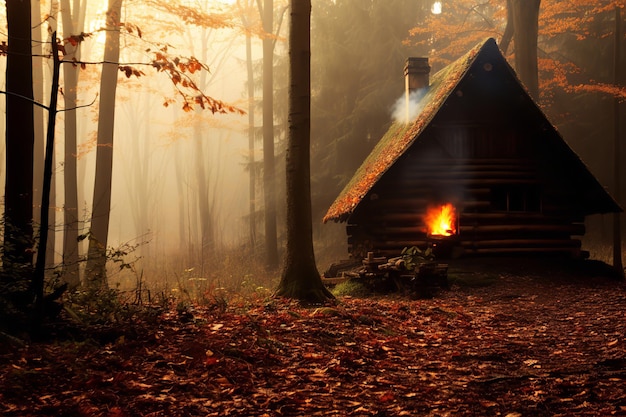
xmin=1 ymin=261 xmax=625 ymax=416
xmin=43 ymin=0 xmax=245 ymax=115
xmin=407 ymin=0 xmax=626 ymax=106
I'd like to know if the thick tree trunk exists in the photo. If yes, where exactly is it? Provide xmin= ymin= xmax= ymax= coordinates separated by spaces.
xmin=32 ymin=0 xmax=45 ymax=262
xmin=85 ymin=0 xmax=123 ymax=287
xmin=613 ymin=6 xmax=624 ymax=278
xmin=274 ymin=0 xmax=333 ymax=303
xmin=262 ymin=0 xmax=279 ymax=270
xmin=3 ymin=0 xmax=36 ymax=284
xmin=510 ymin=0 xmax=541 ymax=100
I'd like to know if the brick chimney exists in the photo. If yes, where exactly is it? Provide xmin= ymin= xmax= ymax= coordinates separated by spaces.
xmin=404 ymin=57 xmax=430 ymax=123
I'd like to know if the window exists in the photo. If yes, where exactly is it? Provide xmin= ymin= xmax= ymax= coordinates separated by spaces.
xmin=491 ymin=185 xmax=541 ymax=212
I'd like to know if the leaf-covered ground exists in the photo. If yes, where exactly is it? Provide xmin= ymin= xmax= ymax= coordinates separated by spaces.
xmin=1 ymin=259 xmax=626 ymax=416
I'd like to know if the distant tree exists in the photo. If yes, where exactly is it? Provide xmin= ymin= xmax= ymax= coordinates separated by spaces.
xmin=32 ymin=0 xmax=56 ymax=271
xmin=509 ymin=0 xmax=541 ymax=99
xmin=274 ymin=0 xmax=334 ymax=302
xmin=32 ymin=31 xmax=62 ymax=334
xmin=238 ymin=0 xmax=259 ymax=251
xmin=3 ymin=0 xmax=36 ymax=287
xmin=192 ymin=34 xmax=216 ymax=272
xmin=60 ymin=0 xmax=87 ymax=288
xmin=260 ymin=0 xmax=279 ymax=270
xmin=85 ymin=0 xmax=124 ymax=287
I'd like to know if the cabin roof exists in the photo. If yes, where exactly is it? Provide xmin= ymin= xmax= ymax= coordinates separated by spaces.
xmin=323 ymin=38 xmax=620 ymax=223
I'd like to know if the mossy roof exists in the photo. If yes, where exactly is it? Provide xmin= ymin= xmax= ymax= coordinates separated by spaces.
xmin=323 ymin=37 xmax=621 ymax=223
xmin=323 ymin=39 xmax=488 ymax=223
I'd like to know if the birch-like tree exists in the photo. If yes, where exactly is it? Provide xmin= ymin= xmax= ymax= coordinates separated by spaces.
xmin=60 ymin=0 xmax=87 ymax=287
xmin=85 ymin=0 xmax=123 ymax=287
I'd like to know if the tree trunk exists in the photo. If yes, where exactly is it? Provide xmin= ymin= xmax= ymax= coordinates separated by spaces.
xmin=33 ymin=33 xmax=61 ymax=334
xmin=613 ymin=6 xmax=624 ymax=278
xmin=123 ymin=89 xmax=154 ymax=262
xmin=60 ymin=0 xmax=86 ymax=288
xmin=3 ymin=0 xmax=36 ymax=285
xmin=261 ymin=0 xmax=279 ymax=270
xmin=173 ymin=132 xmax=188 ymax=261
xmin=193 ymin=32 xmax=215 ymax=273
xmin=499 ymin=0 xmax=514 ymax=54
xmin=274 ymin=0 xmax=334 ymax=303
xmin=245 ymin=14 xmax=257 ymax=251
xmin=85 ymin=0 xmax=123 ymax=287
xmin=32 ymin=0 xmax=58 ymax=270
xmin=32 ymin=0 xmax=45 ymax=263
xmin=510 ymin=0 xmax=541 ymax=100
xmin=193 ymin=119 xmax=214 ymax=272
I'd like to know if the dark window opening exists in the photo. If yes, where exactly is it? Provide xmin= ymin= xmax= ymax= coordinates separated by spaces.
xmin=491 ymin=185 xmax=541 ymax=212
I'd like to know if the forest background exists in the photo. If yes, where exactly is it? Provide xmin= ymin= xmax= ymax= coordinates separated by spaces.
xmin=0 ymin=0 xmax=624 ymax=300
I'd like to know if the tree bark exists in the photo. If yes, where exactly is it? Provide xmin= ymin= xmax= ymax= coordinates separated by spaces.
xmin=261 ymin=0 xmax=279 ymax=270
xmin=33 ymin=32 xmax=61 ymax=333
xmin=244 ymin=11 xmax=257 ymax=251
xmin=193 ymin=30 xmax=216 ymax=273
xmin=499 ymin=0 xmax=514 ymax=54
xmin=32 ymin=2 xmax=43 ymax=230
xmin=85 ymin=0 xmax=123 ymax=287
xmin=3 ymin=0 xmax=36 ymax=284
xmin=60 ymin=0 xmax=86 ymax=288
xmin=613 ymin=6 xmax=624 ymax=278
xmin=274 ymin=0 xmax=333 ymax=303
xmin=510 ymin=0 xmax=541 ymax=100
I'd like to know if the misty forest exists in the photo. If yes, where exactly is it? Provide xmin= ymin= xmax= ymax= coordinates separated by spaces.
xmin=1 ymin=0 xmax=626 ymax=415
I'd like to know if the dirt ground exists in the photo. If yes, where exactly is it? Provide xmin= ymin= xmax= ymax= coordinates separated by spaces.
xmin=1 ymin=257 xmax=625 ymax=416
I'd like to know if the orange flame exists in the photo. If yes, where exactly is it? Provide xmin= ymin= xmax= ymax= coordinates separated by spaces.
xmin=424 ymin=203 xmax=457 ymax=237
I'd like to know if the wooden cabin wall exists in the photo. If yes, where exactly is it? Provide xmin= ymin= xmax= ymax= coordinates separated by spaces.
xmin=346 ymin=124 xmax=587 ymax=259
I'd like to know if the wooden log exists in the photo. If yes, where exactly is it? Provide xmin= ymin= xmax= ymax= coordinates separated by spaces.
xmin=404 ymin=164 xmax=535 ymax=172
xmin=321 ymin=276 xmax=349 ymax=285
xmin=460 ymin=212 xmax=584 ymax=223
xmin=463 ymin=247 xmax=582 ymax=255
xmin=400 ymin=170 xmax=536 ymax=180
xmin=348 ymin=223 xmax=585 ymax=237
xmin=371 ymin=187 xmax=492 ymax=198
xmin=348 ymin=238 xmax=431 ymax=248
xmin=459 ymin=239 xmax=581 ymax=249
xmin=349 ymin=235 xmax=582 ymax=247
xmin=459 ymin=223 xmax=585 ymax=235
xmin=364 ymin=199 xmax=490 ymax=210
xmin=379 ymin=178 xmax=539 ymax=188
xmin=405 ymin=158 xmax=534 ymax=166
xmin=323 ymin=259 xmax=361 ymax=278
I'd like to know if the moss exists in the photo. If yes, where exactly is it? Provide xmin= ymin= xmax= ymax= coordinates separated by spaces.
xmin=331 ymin=280 xmax=370 ymax=297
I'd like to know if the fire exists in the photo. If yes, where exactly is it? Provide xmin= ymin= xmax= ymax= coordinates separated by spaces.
xmin=424 ymin=203 xmax=457 ymax=237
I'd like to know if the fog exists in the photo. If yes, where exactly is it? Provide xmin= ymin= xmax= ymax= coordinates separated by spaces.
xmin=0 ymin=0 xmax=624 ymax=289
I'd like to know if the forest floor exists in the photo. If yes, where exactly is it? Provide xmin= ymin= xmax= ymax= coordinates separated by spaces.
xmin=1 ymin=257 xmax=626 ymax=416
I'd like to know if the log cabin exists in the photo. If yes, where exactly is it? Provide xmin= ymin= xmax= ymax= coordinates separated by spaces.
xmin=323 ymin=38 xmax=621 ymax=259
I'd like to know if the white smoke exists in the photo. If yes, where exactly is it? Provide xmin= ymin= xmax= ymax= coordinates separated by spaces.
xmin=391 ymin=87 xmax=427 ymax=124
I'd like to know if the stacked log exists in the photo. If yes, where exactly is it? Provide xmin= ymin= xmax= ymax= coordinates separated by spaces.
xmin=346 ymin=157 xmax=587 ymax=259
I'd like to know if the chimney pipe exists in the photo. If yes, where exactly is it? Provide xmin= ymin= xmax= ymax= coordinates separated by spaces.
xmin=404 ymin=57 xmax=430 ymax=123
